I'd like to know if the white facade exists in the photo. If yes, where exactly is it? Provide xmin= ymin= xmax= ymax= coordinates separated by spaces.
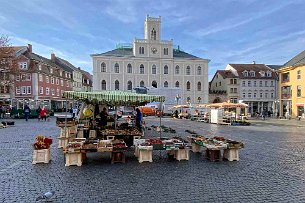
xmin=225 ymin=64 xmax=278 ymax=115
xmin=92 ymin=16 xmax=209 ymax=105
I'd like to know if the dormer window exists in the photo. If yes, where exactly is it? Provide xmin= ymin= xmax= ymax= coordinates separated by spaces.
xmin=243 ymin=71 xmax=248 ymax=77
xmin=50 ymin=68 xmax=53 ymax=74
xmin=250 ymin=71 xmax=255 ymax=77
xmin=260 ymin=71 xmax=265 ymax=77
xmin=19 ymin=62 xmax=28 ymax=70
xmin=266 ymin=71 xmax=272 ymax=77
xmin=38 ymin=64 xmax=42 ymax=71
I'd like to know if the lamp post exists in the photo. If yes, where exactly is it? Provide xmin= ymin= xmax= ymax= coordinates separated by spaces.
xmin=274 ymin=100 xmax=279 ymax=118
xmin=175 ymin=94 xmax=181 ymax=105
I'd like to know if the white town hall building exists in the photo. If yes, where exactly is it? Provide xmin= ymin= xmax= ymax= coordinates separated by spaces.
xmin=92 ymin=15 xmax=209 ymax=105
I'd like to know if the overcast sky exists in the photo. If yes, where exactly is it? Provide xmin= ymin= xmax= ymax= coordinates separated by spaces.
xmin=1 ymin=0 xmax=305 ymax=79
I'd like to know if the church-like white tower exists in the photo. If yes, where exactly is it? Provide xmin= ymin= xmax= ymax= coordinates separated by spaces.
xmin=92 ymin=15 xmax=210 ymax=105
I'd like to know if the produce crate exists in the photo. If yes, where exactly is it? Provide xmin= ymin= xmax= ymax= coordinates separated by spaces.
xmin=32 ymin=148 xmax=51 ymax=164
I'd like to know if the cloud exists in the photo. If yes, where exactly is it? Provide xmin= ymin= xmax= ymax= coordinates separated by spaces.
xmin=105 ymin=0 xmax=138 ymax=23
xmin=5 ymin=0 xmax=78 ymax=29
xmin=192 ymin=1 xmax=297 ymax=37
xmin=12 ymin=36 xmax=67 ymax=58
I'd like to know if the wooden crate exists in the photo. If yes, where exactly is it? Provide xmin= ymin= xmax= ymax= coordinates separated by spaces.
xmin=32 ymin=148 xmax=51 ymax=164
xmin=58 ymin=137 xmax=69 ymax=149
xmin=191 ymin=143 xmax=201 ymax=153
xmin=65 ymin=152 xmax=82 ymax=166
xmin=137 ymin=146 xmax=153 ymax=163
xmin=223 ymin=148 xmax=239 ymax=161
xmin=174 ymin=148 xmax=190 ymax=161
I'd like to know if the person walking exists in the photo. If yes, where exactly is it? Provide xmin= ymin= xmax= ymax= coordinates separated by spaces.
xmin=24 ymin=105 xmax=31 ymax=121
xmin=135 ymin=108 xmax=143 ymax=131
xmin=72 ymin=107 xmax=78 ymax=119
xmin=36 ymin=106 xmax=41 ymax=121
xmin=40 ymin=106 xmax=47 ymax=121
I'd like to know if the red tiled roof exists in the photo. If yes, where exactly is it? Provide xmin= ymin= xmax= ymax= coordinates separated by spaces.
xmin=229 ymin=64 xmax=277 ymax=79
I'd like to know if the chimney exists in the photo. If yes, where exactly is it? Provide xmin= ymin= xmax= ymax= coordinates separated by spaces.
xmin=78 ymin=67 xmax=81 ymax=70
xmin=253 ymin=61 xmax=256 ymax=64
xmin=51 ymin=53 xmax=56 ymax=62
xmin=28 ymin=44 xmax=32 ymax=53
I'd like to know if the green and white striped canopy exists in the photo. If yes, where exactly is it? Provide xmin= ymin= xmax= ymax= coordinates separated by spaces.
xmin=62 ymin=91 xmax=165 ymax=106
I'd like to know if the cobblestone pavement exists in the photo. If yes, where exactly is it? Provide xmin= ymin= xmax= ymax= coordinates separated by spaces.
xmin=1 ymin=117 xmax=305 ymax=202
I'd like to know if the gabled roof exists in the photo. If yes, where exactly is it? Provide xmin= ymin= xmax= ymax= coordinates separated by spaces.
xmin=80 ymin=69 xmax=92 ymax=80
xmin=54 ymin=57 xmax=78 ymax=72
xmin=217 ymin=70 xmax=237 ymax=79
xmin=283 ymin=50 xmax=305 ymax=67
xmin=228 ymin=64 xmax=277 ymax=79
xmin=29 ymin=53 xmax=58 ymax=68
xmin=92 ymin=48 xmax=202 ymax=59
xmin=267 ymin=65 xmax=283 ymax=70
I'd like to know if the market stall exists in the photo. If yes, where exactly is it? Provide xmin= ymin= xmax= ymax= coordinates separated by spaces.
xmin=187 ymin=135 xmax=244 ymax=161
xmin=206 ymin=102 xmax=249 ymax=125
xmin=58 ymin=90 xmax=165 ymax=166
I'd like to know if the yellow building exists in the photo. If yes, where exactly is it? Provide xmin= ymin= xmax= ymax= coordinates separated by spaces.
xmin=277 ymin=50 xmax=305 ymax=119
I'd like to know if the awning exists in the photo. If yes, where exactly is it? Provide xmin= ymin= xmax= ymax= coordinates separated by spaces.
xmin=296 ymin=103 xmax=304 ymax=107
xmin=172 ymin=104 xmax=190 ymax=108
xmin=62 ymin=91 xmax=165 ymax=106
xmin=206 ymin=102 xmax=249 ymax=108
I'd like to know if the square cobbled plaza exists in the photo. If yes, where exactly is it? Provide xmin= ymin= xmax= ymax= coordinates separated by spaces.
xmin=1 ymin=117 xmax=305 ymax=203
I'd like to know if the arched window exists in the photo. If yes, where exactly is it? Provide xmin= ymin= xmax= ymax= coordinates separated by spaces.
xmin=114 ymin=63 xmax=119 ymax=73
xmin=139 ymin=47 xmax=144 ymax=54
xmin=186 ymin=66 xmax=191 ymax=75
xmin=140 ymin=81 xmax=145 ymax=87
xmin=175 ymin=65 xmax=180 ymax=74
xmin=152 ymin=81 xmax=157 ymax=88
xmin=127 ymin=81 xmax=132 ymax=90
xmin=164 ymin=81 xmax=168 ymax=88
xmin=164 ymin=65 xmax=168 ymax=74
xmin=101 ymin=80 xmax=106 ymax=90
xmin=101 ymin=63 xmax=106 ymax=72
xmin=198 ymin=97 xmax=202 ymax=103
xmin=175 ymin=81 xmax=179 ymax=88
xmin=186 ymin=81 xmax=191 ymax=91
xmin=140 ymin=64 xmax=144 ymax=74
xmin=151 ymin=28 xmax=156 ymax=40
xmin=127 ymin=64 xmax=132 ymax=73
xmin=115 ymin=80 xmax=119 ymax=90
xmin=197 ymin=66 xmax=202 ymax=75
xmin=152 ymin=65 xmax=156 ymax=74
xmin=197 ymin=82 xmax=201 ymax=91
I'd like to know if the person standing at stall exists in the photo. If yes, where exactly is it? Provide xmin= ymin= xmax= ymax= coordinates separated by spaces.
xmin=99 ymin=107 xmax=109 ymax=126
xmin=135 ymin=108 xmax=143 ymax=131
xmin=24 ymin=105 xmax=31 ymax=121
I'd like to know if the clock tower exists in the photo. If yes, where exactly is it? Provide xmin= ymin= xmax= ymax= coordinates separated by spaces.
xmin=144 ymin=15 xmax=161 ymax=42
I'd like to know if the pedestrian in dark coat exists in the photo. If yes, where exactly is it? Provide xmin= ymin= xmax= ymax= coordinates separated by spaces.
xmin=24 ymin=105 xmax=31 ymax=121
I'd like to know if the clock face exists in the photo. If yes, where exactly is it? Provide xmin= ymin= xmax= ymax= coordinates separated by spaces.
xmin=151 ymin=47 xmax=157 ymax=54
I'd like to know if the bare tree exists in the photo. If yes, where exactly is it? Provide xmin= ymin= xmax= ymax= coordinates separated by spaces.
xmin=0 ymin=35 xmax=18 ymax=96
